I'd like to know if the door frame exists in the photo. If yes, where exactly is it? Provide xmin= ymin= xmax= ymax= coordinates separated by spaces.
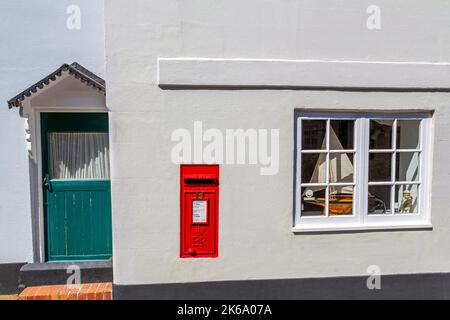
xmin=41 ymin=112 xmax=111 ymax=261
xmin=22 ymin=101 xmax=109 ymax=263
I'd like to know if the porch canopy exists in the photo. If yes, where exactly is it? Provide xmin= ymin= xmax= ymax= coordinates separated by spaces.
xmin=7 ymin=62 xmax=105 ymax=109
xmin=6 ymin=62 xmax=110 ymax=265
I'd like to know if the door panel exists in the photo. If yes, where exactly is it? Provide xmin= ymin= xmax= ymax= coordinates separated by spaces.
xmin=46 ymin=189 xmax=66 ymax=259
xmin=46 ymin=181 xmax=112 ymax=261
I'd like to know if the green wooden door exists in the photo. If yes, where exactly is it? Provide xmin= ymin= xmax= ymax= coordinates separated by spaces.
xmin=41 ymin=113 xmax=112 ymax=261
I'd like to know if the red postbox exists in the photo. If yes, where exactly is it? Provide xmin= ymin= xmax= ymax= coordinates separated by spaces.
xmin=180 ymin=165 xmax=219 ymax=258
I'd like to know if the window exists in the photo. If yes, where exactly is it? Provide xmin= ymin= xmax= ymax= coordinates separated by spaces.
xmin=294 ymin=112 xmax=432 ymax=232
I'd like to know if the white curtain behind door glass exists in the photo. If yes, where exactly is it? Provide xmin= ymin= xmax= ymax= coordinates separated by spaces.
xmin=49 ymin=132 xmax=110 ymax=180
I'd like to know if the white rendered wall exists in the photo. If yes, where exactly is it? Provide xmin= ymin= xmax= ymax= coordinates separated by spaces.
xmin=0 ymin=0 xmax=105 ymax=263
xmin=105 ymin=0 xmax=450 ymax=285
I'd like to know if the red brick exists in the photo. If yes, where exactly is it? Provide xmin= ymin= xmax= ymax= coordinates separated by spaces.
xmin=49 ymin=285 xmax=63 ymax=300
xmin=18 ymin=288 xmax=28 ymax=300
xmin=30 ymin=286 xmax=42 ymax=300
xmin=17 ymin=282 xmax=112 ymax=300
xmin=27 ymin=287 xmax=40 ymax=300
xmin=34 ymin=286 xmax=51 ymax=300
xmin=103 ymin=290 xmax=112 ymax=300
xmin=58 ymin=286 xmax=71 ymax=300
xmin=77 ymin=284 xmax=91 ymax=300
xmin=68 ymin=286 xmax=80 ymax=300
xmin=18 ymin=287 xmax=34 ymax=300
xmin=103 ymin=282 xmax=113 ymax=300
xmin=95 ymin=282 xmax=107 ymax=300
xmin=87 ymin=283 xmax=99 ymax=300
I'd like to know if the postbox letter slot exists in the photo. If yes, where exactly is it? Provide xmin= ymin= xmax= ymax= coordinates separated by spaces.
xmin=184 ymin=178 xmax=217 ymax=185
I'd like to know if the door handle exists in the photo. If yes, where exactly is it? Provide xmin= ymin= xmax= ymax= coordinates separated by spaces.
xmin=43 ymin=174 xmax=53 ymax=193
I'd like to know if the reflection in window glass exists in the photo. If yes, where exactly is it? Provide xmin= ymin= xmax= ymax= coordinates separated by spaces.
xmin=369 ymin=153 xmax=392 ymax=182
xmin=301 ymin=186 xmax=326 ymax=216
xmin=329 ymin=153 xmax=354 ymax=184
xmin=301 ymin=154 xmax=326 ymax=183
xmin=302 ymin=120 xmax=326 ymax=150
xmin=368 ymin=185 xmax=391 ymax=214
xmin=397 ymin=120 xmax=420 ymax=150
xmin=370 ymin=120 xmax=393 ymax=149
xmin=330 ymin=120 xmax=354 ymax=150
xmin=329 ymin=185 xmax=353 ymax=216
xmin=396 ymin=152 xmax=419 ymax=182
xmin=394 ymin=184 xmax=418 ymax=214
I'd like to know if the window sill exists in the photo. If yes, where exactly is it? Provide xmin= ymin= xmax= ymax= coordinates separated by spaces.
xmin=292 ymin=223 xmax=432 ymax=234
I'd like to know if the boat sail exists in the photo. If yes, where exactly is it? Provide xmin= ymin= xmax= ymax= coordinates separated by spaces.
xmin=302 ymin=126 xmax=386 ymax=215
xmin=303 ymin=127 xmax=353 ymax=215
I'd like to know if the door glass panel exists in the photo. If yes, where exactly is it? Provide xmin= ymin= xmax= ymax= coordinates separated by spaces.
xmin=49 ymin=132 xmax=110 ymax=180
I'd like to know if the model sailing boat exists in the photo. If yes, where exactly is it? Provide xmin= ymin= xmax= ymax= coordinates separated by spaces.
xmin=302 ymin=127 xmax=353 ymax=215
xmin=302 ymin=127 xmax=386 ymax=215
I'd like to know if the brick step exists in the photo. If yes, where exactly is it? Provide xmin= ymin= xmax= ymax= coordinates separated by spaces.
xmin=18 ymin=282 xmax=112 ymax=300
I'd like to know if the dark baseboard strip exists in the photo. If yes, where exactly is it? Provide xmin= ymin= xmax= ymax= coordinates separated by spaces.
xmin=0 ymin=263 xmax=26 ymax=294
xmin=113 ymin=272 xmax=450 ymax=300
xmin=19 ymin=261 xmax=113 ymax=288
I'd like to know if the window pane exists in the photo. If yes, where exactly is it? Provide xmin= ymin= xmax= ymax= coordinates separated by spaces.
xmin=301 ymin=186 xmax=326 ymax=216
xmin=329 ymin=185 xmax=353 ymax=216
xmin=370 ymin=119 xmax=393 ymax=149
xmin=396 ymin=152 xmax=419 ymax=182
xmin=329 ymin=153 xmax=354 ymax=183
xmin=330 ymin=120 xmax=354 ymax=150
xmin=369 ymin=153 xmax=392 ymax=182
xmin=302 ymin=120 xmax=326 ymax=150
xmin=301 ymin=153 xmax=326 ymax=183
xmin=368 ymin=185 xmax=391 ymax=214
xmin=49 ymin=132 xmax=110 ymax=180
xmin=394 ymin=184 xmax=418 ymax=214
xmin=397 ymin=120 xmax=420 ymax=149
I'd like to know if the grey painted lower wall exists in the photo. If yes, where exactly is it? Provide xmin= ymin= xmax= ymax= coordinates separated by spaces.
xmin=19 ymin=261 xmax=113 ymax=288
xmin=113 ymin=273 xmax=450 ymax=300
xmin=0 ymin=263 xmax=26 ymax=294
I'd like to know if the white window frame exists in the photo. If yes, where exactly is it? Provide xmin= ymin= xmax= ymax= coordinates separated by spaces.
xmin=293 ymin=111 xmax=433 ymax=233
